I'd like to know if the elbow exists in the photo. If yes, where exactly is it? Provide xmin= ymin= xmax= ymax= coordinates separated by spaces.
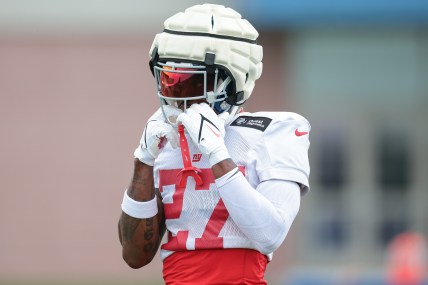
xmin=254 ymin=225 xmax=288 ymax=254
xmin=255 ymin=237 xmax=284 ymax=254
xmin=256 ymin=211 xmax=297 ymax=254
xmin=125 ymin=260 xmax=148 ymax=269
xmin=123 ymin=255 xmax=153 ymax=269
xmin=122 ymin=250 xmax=153 ymax=269
xmin=125 ymin=260 xmax=143 ymax=269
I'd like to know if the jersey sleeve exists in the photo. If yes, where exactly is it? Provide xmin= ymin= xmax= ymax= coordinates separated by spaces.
xmin=250 ymin=113 xmax=311 ymax=195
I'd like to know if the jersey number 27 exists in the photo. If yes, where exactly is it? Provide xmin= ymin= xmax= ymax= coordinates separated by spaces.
xmin=159 ymin=168 xmax=236 ymax=250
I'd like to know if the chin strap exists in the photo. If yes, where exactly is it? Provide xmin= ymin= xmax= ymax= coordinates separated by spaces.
xmin=207 ymin=76 xmax=231 ymax=104
xmin=177 ymin=124 xmax=203 ymax=187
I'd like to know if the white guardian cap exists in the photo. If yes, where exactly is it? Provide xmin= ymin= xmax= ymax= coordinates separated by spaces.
xmin=149 ymin=4 xmax=263 ymax=118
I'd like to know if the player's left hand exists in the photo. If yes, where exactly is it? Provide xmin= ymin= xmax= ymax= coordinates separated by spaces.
xmin=177 ymin=103 xmax=230 ymax=166
xmin=134 ymin=106 xmax=181 ymax=166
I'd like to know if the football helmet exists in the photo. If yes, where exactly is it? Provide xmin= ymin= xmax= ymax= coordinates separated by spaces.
xmin=149 ymin=4 xmax=263 ymax=123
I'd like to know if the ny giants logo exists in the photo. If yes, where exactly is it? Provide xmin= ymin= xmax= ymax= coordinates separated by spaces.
xmin=192 ymin=153 xmax=202 ymax=162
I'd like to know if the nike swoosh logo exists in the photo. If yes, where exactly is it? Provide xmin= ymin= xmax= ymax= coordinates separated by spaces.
xmin=207 ymin=124 xmax=221 ymax=138
xmin=295 ymin=129 xmax=309 ymax=136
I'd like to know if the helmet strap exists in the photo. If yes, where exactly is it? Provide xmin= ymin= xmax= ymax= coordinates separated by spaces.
xmin=204 ymin=53 xmax=216 ymax=74
xmin=149 ymin=47 xmax=159 ymax=76
xmin=225 ymin=91 xmax=245 ymax=106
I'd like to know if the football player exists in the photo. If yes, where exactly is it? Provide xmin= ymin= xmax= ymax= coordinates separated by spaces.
xmin=118 ymin=4 xmax=311 ymax=284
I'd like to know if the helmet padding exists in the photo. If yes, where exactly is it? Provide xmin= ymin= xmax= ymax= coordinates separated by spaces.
xmin=149 ymin=4 xmax=263 ymax=105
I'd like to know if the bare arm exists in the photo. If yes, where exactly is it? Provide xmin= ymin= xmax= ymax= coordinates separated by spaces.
xmin=118 ymin=159 xmax=166 ymax=268
xmin=211 ymin=158 xmax=237 ymax=179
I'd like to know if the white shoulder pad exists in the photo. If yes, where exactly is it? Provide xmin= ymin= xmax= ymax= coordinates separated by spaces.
xmin=237 ymin=112 xmax=311 ymax=195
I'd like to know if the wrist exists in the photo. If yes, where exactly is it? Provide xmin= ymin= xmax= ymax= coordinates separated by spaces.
xmin=211 ymin=158 xmax=237 ymax=178
xmin=208 ymin=146 xmax=230 ymax=166
xmin=128 ymin=158 xmax=155 ymax=200
xmin=215 ymin=167 xmax=241 ymax=188
xmin=134 ymin=148 xmax=155 ymax=166
xmin=121 ymin=189 xmax=158 ymax=219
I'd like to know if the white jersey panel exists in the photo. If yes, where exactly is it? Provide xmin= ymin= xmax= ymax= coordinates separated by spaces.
xmin=239 ymin=112 xmax=310 ymax=194
xmin=149 ymin=111 xmax=310 ymax=261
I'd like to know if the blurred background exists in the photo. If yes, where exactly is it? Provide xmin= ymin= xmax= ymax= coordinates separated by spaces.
xmin=1 ymin=0 xmax=427 ymax=284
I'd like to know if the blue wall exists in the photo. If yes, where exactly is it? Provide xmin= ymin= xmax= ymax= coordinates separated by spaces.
xmin=238 ymin=0 xmax=428 ymax=28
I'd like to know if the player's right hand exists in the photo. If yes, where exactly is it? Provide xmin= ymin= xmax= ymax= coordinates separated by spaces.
xmin=134 ymin=107 xmax=181 ymax=166
xmin=176 ymin=103 xmax=231 ymax=166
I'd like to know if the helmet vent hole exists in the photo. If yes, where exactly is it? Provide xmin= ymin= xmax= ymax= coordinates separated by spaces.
xmin=211 ymin=15 xmax=214 ymax=29
xmin=245 ymin=73 xmax=249 ymax=82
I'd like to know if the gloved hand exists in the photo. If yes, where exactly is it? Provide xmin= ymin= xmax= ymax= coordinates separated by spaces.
xmin=176 ymin=103 xmax=230 ymax=166
xmin=134 ymin=106 xmax=181 ymax=166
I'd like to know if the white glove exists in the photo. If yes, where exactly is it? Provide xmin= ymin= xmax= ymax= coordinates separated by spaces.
xmin=176 ymin=103 xmax=230 ymax=166
xmin=134 ymin=106 xmax=181 ymax=166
